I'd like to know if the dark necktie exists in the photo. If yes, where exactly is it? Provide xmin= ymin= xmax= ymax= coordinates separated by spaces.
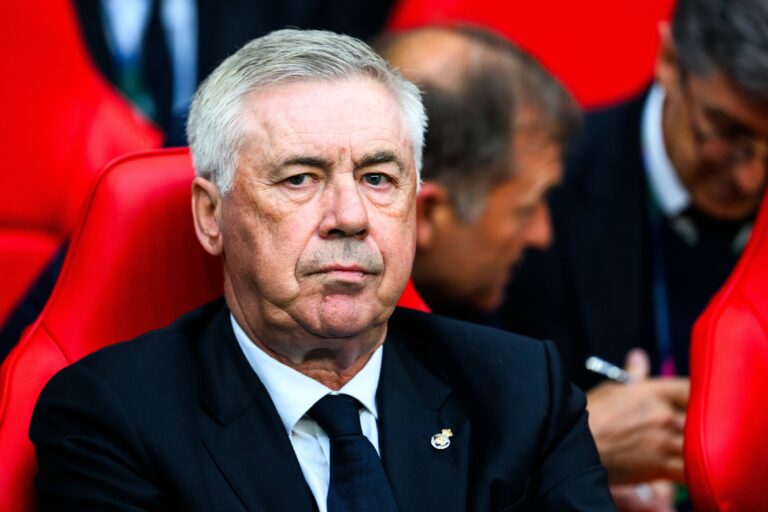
xmin=308 ymin=394 xmax=399 ymax=512
xmin=143 ymin=0 xmax=173 ymax=134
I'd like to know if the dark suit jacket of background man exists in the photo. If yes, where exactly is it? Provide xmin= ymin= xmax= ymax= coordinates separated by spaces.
xmin=31 ymin=299 xmax=615 ymax=511
xmin=499 ymin=94 xmax=657 ymax=390
xmin=73 ymin=0 xmax=395 ymax=99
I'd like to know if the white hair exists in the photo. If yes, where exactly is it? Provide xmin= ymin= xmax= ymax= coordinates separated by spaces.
xmin=187 ymin=29 xmax=427 ymax=193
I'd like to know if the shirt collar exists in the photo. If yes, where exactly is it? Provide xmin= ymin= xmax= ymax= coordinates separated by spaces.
xmin=231 ymin=314 xmax=382 ymax=435
xmin=641 ymin=83 xmax=691 ymax=217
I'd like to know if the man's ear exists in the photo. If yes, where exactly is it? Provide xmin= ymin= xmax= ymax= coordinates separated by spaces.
xmin=655 ymin=21 xmax=680 ymax=92
xmin=192 ymin=177 xmax=224 ymax=256
xmin=416 ymin=181 xmax=453 ymax=249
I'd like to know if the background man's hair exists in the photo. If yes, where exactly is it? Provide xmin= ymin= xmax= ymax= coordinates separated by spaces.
xmin=672 ymin=0 xmax=768 ymax=105
xmin=187 ymin=29 xmax=427 ymax=193
xmin=378 ymin=26 xmax=579 ymax=220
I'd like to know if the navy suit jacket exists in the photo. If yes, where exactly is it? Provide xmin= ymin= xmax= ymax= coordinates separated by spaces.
xmin=500 ymin=93 xmax=655 ymax=390
xmin=74 ymin=0 xmax=395 ymax=88
xmin=72 ymin=0 xmax=394 ymax=144
xmin=31 ymin=299 xmax=615 ymax=511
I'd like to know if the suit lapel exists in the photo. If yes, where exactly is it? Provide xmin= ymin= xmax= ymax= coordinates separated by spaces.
xmin=197 ymin=304 xmax=317 ymax=511
xmin=377 ymin=328 xmax=470 ymax=512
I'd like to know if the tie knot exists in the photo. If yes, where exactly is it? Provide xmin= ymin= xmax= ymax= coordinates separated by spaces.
xmin=308 ymin=394 xmax=363 ymax=439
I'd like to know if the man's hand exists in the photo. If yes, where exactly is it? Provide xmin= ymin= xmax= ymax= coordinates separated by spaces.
xmin=586 ymin=349 xmax=689 ymax=484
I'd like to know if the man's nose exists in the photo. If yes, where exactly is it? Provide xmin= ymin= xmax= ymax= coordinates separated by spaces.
xmin=319 ymin=177 xmax=370 ymax=239
xmin=523 ymin=202 xmax=553 ymax=250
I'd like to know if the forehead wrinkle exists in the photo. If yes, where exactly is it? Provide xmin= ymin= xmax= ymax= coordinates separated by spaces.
xmin=241 ymin=78 xmax=413 ymax=178
xmin=243 ymin=117 xmax=338 ymax=173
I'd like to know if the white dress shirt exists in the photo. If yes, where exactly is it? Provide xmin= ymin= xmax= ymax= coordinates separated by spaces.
xmin=231 ymin=315 xmax=382 ymax=512
xmin=101 ymin=0 xmax=197 ymax=119
xmin=641 ymin=83 xmax=691 ymax=218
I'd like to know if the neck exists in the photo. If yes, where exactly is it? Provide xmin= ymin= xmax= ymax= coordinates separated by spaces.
xmin=226 ymin=291 xmax=386 ymax=390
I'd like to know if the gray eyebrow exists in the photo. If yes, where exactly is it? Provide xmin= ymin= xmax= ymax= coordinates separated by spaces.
xmin=278 ymin=155 xmax=334 ymax=170
xmin=355 ymin=150 xmax=405 ymax=174
xmin=270 ymin=150 xmax=406 ymax=176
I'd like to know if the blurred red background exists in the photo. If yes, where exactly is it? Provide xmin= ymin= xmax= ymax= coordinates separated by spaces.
xmin=388 ymin=0 xmax=676 ymax=108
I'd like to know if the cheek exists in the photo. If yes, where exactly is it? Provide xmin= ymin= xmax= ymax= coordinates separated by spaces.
xmin=385 ymin=221 xmax=416 ymax=264
xmin=375 ymin=214 xmax=417 ymax=287
xmin=226 ymin=205 xmax=315 ymax=291
xmin=478 ymin=218 xmax=522 ymax=264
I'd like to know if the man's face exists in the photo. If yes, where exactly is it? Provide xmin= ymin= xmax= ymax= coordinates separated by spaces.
xmin=215 ymin=78 xmax=417 ymax=340
xmin=661 ymin=66 xmax=768 ymax=220
xmin=414 ymin=131 xmax=561 ymax=312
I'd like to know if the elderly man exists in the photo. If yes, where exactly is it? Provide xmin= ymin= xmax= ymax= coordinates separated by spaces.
xmin=30 ymin=30 xmax=615 ymax=510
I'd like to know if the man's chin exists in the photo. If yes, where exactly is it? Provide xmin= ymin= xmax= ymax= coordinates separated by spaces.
xmin=312 ymin=295 xmax=387 ymax=339
xmin=469 ymin=287 xmax=506 ymax=313
xmin=694 ymin=183 xmax=763 ymax=221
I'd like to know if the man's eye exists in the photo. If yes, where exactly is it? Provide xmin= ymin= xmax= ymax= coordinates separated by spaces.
xmin=286 ymin=174 xmax=310 ymax=186
xmin=363 ymin=173 xmax=389 ymax=187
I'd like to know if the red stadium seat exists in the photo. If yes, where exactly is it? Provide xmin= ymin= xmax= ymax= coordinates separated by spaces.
xmin=0 ymin=150 xmax=220 ymax=511
xmin=387 ymin=0 xmax=675 ymax=108
xmin=0 ymin=149 xmax=427 ymax=509
xmin=398 ymin=278 xmax=430 ymax=312
xmin=0 ymin=0 xmax=162 ymax=326
xmin=685 ymin=190 xmax=768 ymax=511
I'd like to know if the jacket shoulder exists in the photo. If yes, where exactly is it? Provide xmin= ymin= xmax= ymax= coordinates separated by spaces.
xmin=565 ymin=92 xmax=646 ymax=190
xmin=388 ymin=307 xmax=557 ymax=392
xmin=49 ymin=298 xmax=227 ymax=390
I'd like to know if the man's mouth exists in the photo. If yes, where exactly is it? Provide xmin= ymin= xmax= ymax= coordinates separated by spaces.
xmin=309 ymin=264 xmax=377 ymax=281
xmin=323 ymin=265 xmax=367 ymax=275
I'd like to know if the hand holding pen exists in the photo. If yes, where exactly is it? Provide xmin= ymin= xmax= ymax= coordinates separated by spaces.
xmin=583 ymin=349 xmax=689 ymax=511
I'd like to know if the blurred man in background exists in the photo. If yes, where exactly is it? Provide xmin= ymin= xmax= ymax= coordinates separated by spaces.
xmin=378 ymin=26 xmax=577 ymax=322
xmin=501 ymin=0 xmax=768 ymax=509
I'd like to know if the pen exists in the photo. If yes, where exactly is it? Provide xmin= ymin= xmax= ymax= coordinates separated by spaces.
xmin=584 ymin=355 xmax=634 ymax=384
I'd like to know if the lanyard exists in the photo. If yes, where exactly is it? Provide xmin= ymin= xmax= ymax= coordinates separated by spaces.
xmin=646 ymin=186 xmax=675 ymax=371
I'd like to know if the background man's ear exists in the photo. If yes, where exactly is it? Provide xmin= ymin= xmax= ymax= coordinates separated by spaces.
xmin=191 ymin=177 xmax=224 ymax=256
xmin=416 ymin=181 xmax=453 ymax=249
xmin=655 ymin=22 xmax=680 ymax=92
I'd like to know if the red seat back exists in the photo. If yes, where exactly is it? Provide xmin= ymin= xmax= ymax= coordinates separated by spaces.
xmin=398 ymin=279 xmax=430 ymax=312
xmin=0 ymin=0 xmax=162 ymax=325
xmin=685 ymin=190 xmax=768 ymax=511
xmin=0 ymin=150 xmax=221 ymax=511
xmin=387 ymin=0 xmax=675 ymax=108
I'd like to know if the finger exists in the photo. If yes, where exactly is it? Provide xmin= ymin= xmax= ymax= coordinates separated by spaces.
xmin=662 ymin=456 xmax=685 ymax=483
xmin=654 ymin=407 xmax=686 ymax=434
xmin=662 ymin=433 xmax=684 ymax=457
xmin=610 ymin=483 xmax=673 ymax=512
xmin=651 ymin=378 xmax=690 ymax=409
xmin=648 ymin=481 xmax=676 ymax=512
xmin=673 ymin=411 xmax=686 ymax=432
xmin=610 ymin=485 xmax=654 ymax=512
xmin=625 ymin=348 xmax=651 ymax=381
